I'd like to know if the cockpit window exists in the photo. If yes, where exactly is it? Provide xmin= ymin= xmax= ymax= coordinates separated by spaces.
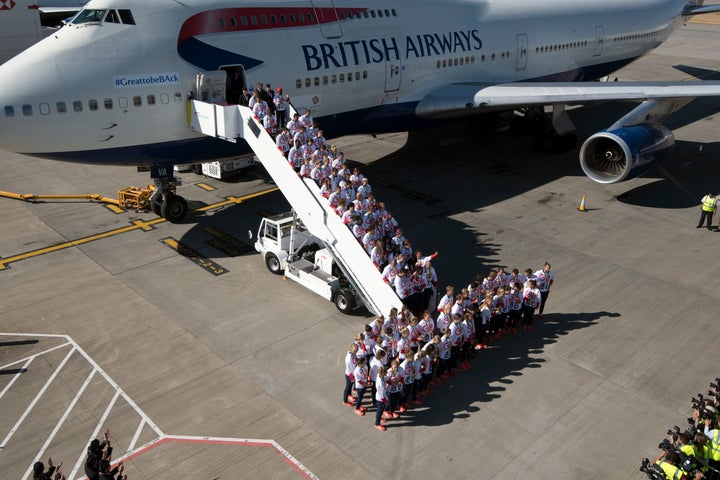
xmin=70 ymin=9 xmax=135 ymax=25
xmin=71 ymin=9 xmax=107 ymax=24
xmin=118 ymin=10 xmax=135 ymax=25
xmin=104 ymin=10 xmax=120 ymax=24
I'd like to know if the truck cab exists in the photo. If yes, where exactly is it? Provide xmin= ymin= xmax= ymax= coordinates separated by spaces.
xmin=253 ymin=211 xmax=358 ymax=313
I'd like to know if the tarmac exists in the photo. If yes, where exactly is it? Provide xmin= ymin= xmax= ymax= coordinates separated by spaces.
xmin=2 ymin=14 xmax=720 ymax=480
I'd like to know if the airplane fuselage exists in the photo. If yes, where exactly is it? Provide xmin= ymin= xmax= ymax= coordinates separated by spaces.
xmin=0 ymin=0 xmax=686 ymax=165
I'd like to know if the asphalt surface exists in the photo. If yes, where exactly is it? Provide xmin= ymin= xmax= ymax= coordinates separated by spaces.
xmin=2 ymin=15 xmax=720 ymax=480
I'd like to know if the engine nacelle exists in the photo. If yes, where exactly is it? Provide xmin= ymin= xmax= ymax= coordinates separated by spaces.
xmin=579 ymin=125 xmax=674 ymax=184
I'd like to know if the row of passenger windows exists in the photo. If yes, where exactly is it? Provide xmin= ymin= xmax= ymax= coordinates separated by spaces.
xmin=216 ymin=8 xmax=397 ymax=29
xmin=3 ymin=92 xmax=183 ymax=117
xmin=295 ymin=70 xmax=368 ymax=88
xmin=536 ymin=40 xmax=589 ymax=53
xmin=436 ymin=56 xmax=476 ymax=69
xmin=612 ymin=31 xmax=659 ymax=42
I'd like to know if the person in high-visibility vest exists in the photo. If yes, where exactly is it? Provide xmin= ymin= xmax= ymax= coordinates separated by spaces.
xmin=653 ymin=450 xmax=696 ymax=480
xmin=697 ymin=192 xmax=717 ymax=230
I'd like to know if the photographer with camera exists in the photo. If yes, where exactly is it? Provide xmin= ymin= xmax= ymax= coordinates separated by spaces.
xmin=704 ymin=416 xmax=720 ymax=479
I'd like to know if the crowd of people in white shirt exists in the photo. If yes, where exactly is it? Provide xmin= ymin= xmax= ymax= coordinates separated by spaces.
xmin=342 ymin=263 xmax=554 ymax=431
xmin=250 ymin=85 xmax=560 ymax=431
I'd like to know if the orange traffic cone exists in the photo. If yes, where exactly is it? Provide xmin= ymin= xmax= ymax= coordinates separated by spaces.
xmin=578 ymin=195 xmax=587 ymax=212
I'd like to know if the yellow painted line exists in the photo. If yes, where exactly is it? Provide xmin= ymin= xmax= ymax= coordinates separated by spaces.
xmin=0 ymin=187 xmax=279 ymax=270
xmin=196 ymin=182 xmax=216 ymax=192
xmin=195 ymin=187 xmax=279 ymax=212
xmin=104 ymin=204 xmax=125 ymax=214
xmin=0 ymin=218 xmax=165 ymax=270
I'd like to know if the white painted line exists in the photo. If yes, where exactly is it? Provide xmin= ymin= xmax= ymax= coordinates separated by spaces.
xmin=62 ymin=336 xmax=163 ymax=438
xmin=127 ymin=419 xmax=145 ymax=453
xmin=21 ymin=368 xmax=97 ymax=480
xmin=0 ymin=357 xmax=33 ymax=402
xmin=68 ymin=389 xmax=120 ymax=480
xmin=0 ymin=341 xmax=71 ymax=370
xmin=0 ymin=346 xmax=76 ymax=451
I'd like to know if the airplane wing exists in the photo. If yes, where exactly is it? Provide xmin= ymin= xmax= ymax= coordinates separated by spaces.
xmin=415 ymin=81 xmax=720 ymax=118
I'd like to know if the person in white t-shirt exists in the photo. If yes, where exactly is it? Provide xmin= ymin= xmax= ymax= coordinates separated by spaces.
xmin=522 ymin=279 xmax=542 ymax=330
xmin=533 ymin=262 xmax=554 ymax=320
xmin=374 ymin=366 xmax=389 ymax=431
xmin=343 ymin=343 xmax=358 ymax=406
xmin=352 ymin=357 xmax=369 ymax=415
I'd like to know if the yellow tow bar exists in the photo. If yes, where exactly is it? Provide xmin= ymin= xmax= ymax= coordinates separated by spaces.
xmin=0 ymin=185 xmax=155 ymax=211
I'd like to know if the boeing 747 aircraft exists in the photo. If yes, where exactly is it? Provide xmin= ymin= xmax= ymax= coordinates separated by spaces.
xmin=0 ymin=0 xmax=719 ymax=221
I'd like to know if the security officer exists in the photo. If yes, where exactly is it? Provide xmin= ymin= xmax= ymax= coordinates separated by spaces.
xmin=697 ymin=192 xmax=717 ymax=230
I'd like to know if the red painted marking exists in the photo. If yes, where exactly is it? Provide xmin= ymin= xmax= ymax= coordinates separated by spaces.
xmin=179 ymin=6 xmax=367 ymax=44
xmin=81 ymin=436 xmax=315 ymax=480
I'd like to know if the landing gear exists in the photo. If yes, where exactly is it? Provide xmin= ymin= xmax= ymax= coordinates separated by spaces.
xmin=512 ymin=106 xmax=577 ymax=154
xmin=148 ymin=166 xmax=188 ymax=223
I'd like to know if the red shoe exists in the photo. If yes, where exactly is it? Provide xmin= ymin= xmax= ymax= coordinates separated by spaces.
xmin=528 ymin=324 xmax=533 ymax=330
xmin=343 ymin=401 xmax=354 ymax=407
xmin=380 ymin=417 xmax=388 ymax=423
xmin=449 ymin=371 xmax=456 ymax=377
xmin=539 ymin=314 xmax=546 ymax=322
xmin=375 ymin=425 xmax=387 ymax=431
xmin=399 ymin=405 xmax=407 ymax=413
xmin=462 ymin=362 xmax=471 ymax=370
xmin=355 ymin=409 xmax=365 ymax=416
xmin=513 ymin=328 xmax=518 ymax=334
xmin=359 ymin=406 xmax=367 ymax=412
xmin=392 ymin=412 xmax=400 ymax=418
xmin=384 ymin=411 xmax=393 ymax=419
xmin=441 ymin=374 xmax=449 ymax=380
xmin=347 ymin=395 xmax=355 ymax=402
xmin=414 ymin=399 xmax=422 ymax=405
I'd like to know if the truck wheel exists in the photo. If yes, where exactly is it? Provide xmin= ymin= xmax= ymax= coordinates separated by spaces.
xmin=334 ymin=288 xmax=355 ymax=314
xmin=265 ymin=253 xmax=282 ymax=275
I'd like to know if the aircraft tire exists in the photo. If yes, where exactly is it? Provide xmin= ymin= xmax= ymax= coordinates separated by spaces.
xmin=161 ymin=194 xmax=188 ymax=223
xmin=334 ymin=288 xmax=355 ymax=314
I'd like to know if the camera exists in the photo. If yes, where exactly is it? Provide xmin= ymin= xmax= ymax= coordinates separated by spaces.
xmin=639 ymin=458 xmax=666 ymax=480
xmin=658 ymin=438 xmax=673 ymax=451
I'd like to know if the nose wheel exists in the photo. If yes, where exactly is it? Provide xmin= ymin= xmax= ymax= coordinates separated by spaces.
xmin=149 ymin=170 xmax=188 ymax=223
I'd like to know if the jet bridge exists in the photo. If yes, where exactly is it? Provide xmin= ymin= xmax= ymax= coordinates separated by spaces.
xmin=188 ymin=100 xmax=402 ymax=317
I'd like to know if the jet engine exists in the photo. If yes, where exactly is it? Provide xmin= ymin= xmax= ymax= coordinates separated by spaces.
xmin=579 ymin=125 xmax=674 ymax=184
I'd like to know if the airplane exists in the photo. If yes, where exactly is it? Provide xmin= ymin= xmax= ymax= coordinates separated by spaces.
xmin=0 ymin=1 xmax=88 ymax=65
xmin=0 ymin=0 xmax=43 ymax=65
xmin=1 ymin=0 xmax=720 ymax=222
xmin=38 ymin=0 xmax=88 ymax=26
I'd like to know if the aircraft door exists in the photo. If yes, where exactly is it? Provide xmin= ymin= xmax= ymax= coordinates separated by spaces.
xmin=196 ymin=71 xmax=227 ymax=103
xmin=593 ymin=26 xmax=604 ymax=57
xmin=384 ymin=61 xmax=402 ymax=92
xmin=516 ymin=34 xmax=528 ymax=71
xmin=310 ymin=0 xmax=342 ymax=39
xmin=220 ymin=65 xmax=247 ymax=104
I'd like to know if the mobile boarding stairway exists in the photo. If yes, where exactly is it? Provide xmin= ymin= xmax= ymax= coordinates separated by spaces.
xmin=188 ymin=99 xmax=402 ymax=317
